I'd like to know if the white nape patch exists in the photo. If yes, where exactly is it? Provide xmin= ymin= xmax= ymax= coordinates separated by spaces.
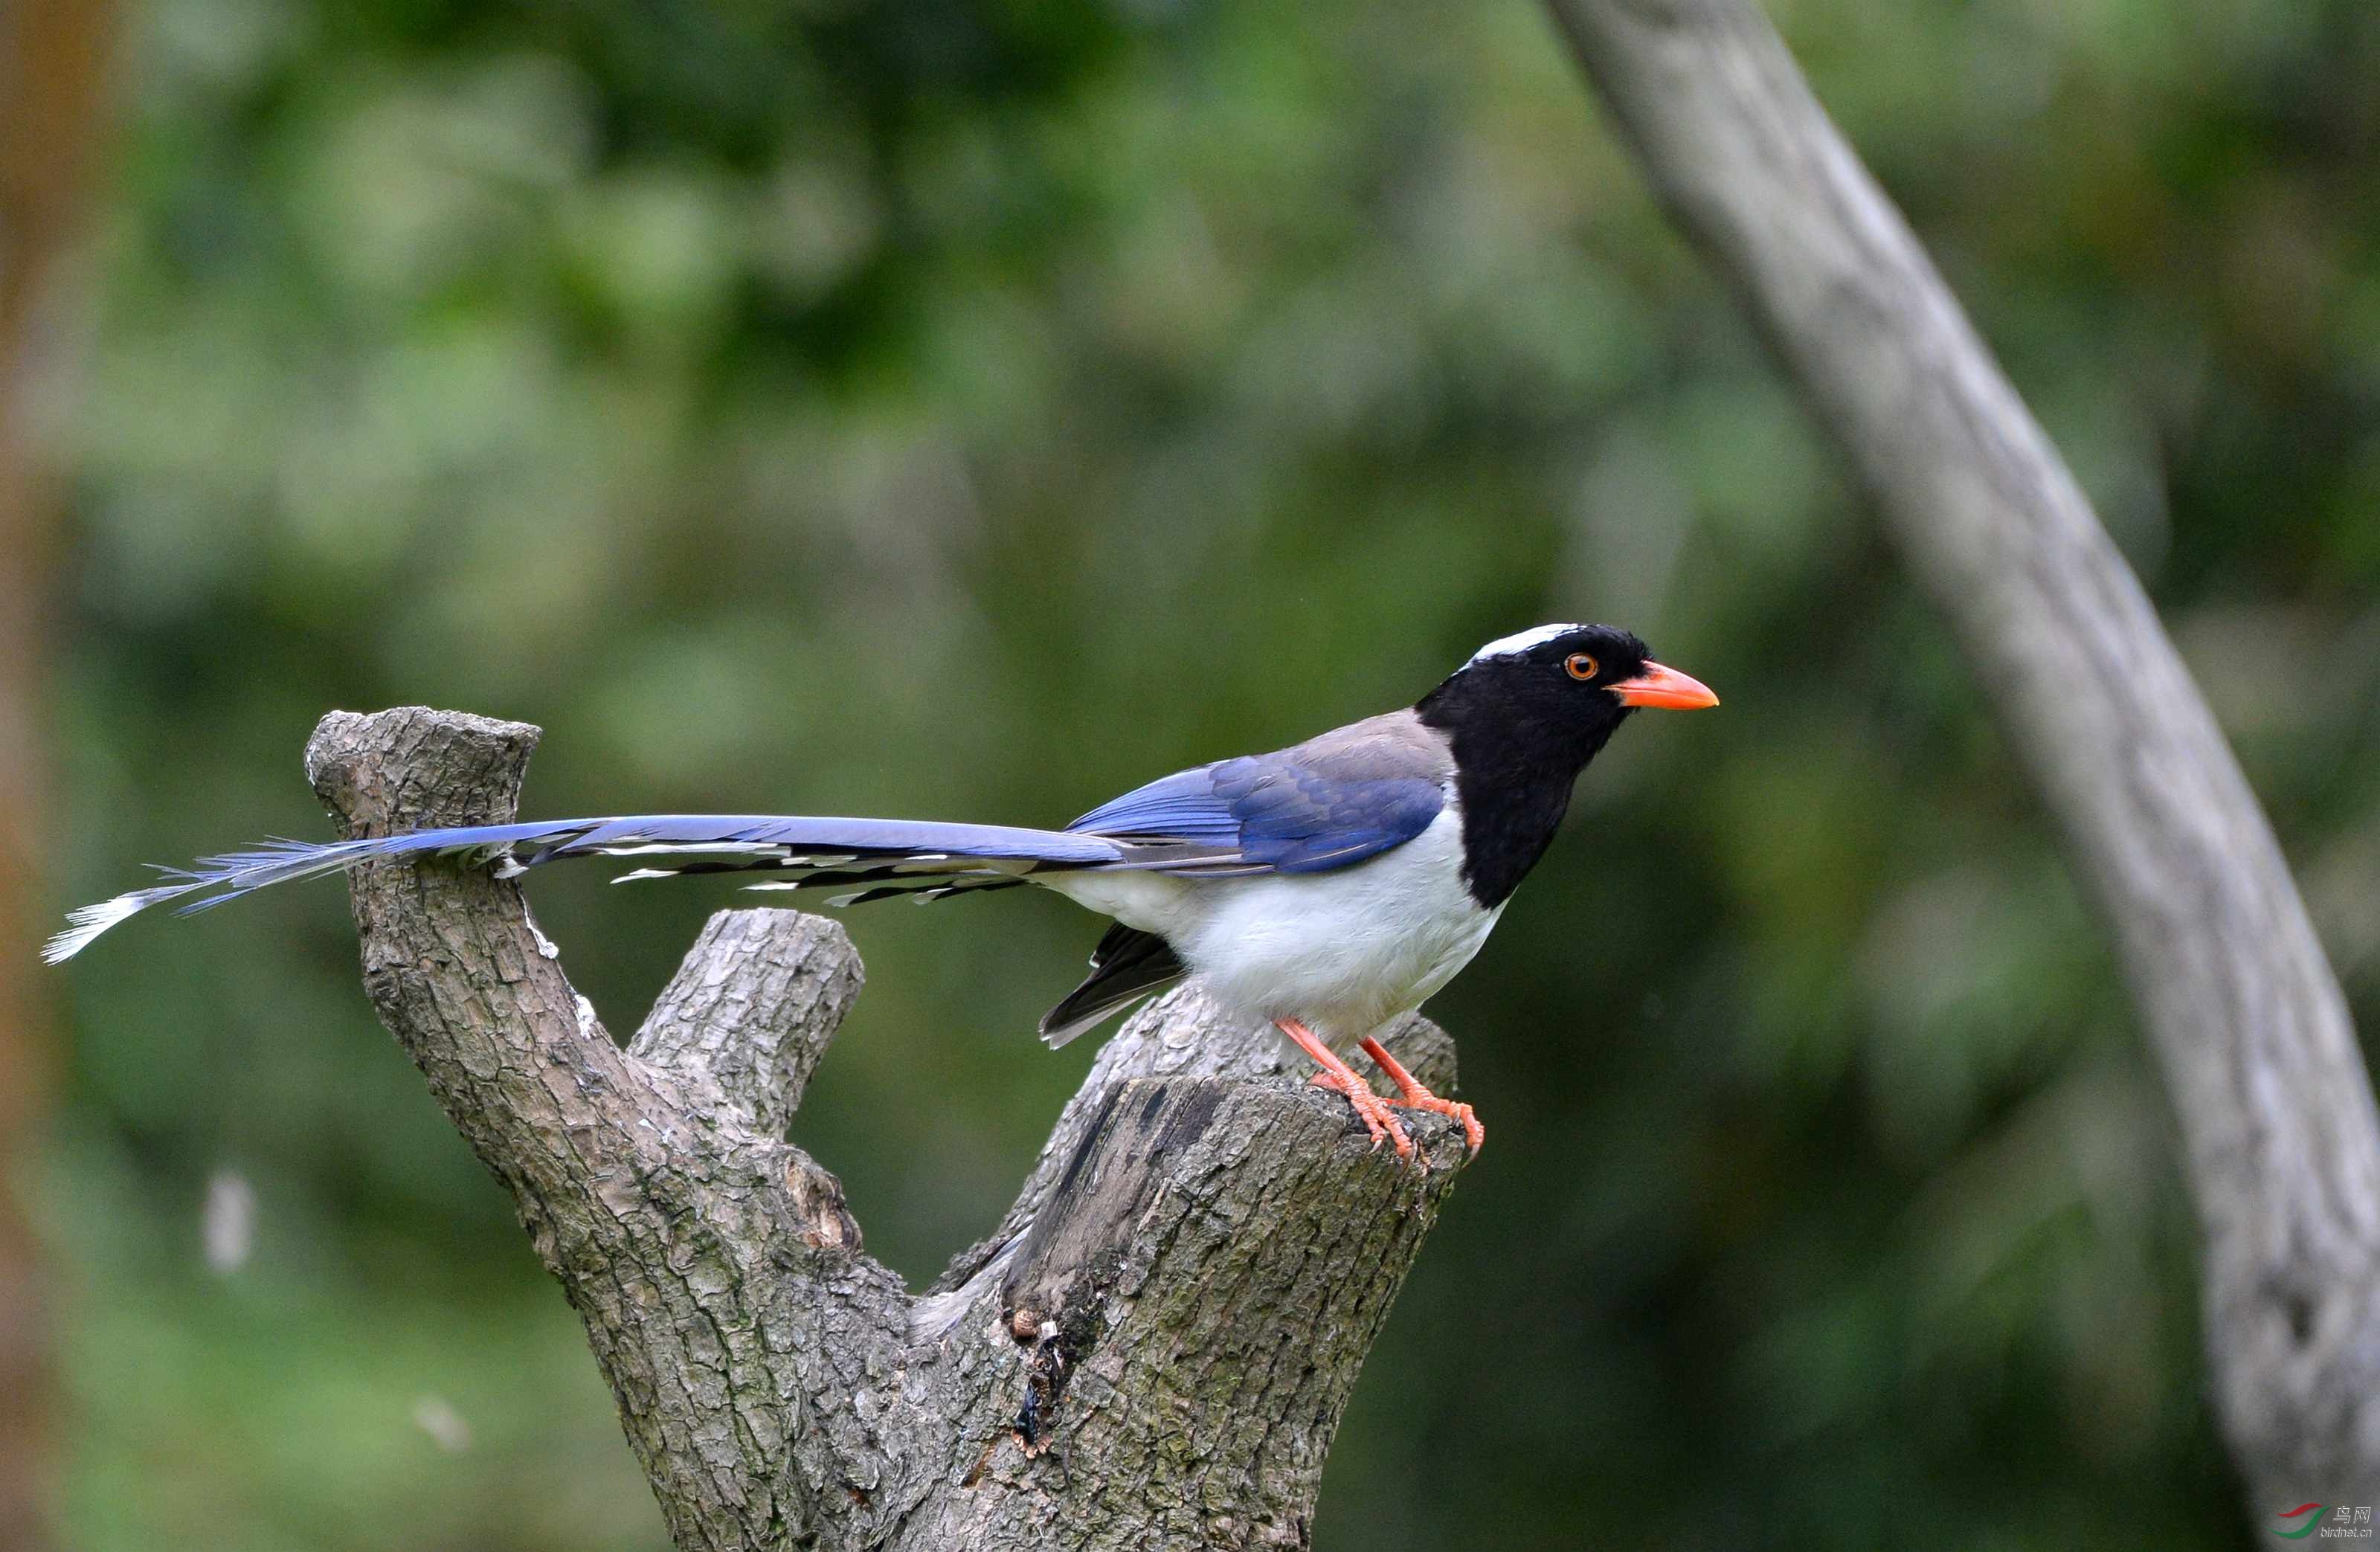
xmin=1465 ymin=622 xmax=1581 ymax=666
xmin=42 ymin=892 xmax=152 ymax=964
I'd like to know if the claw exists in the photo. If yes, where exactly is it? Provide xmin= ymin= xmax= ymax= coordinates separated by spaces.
xmin=1360 ymin=1036 xmax=1485 ymax=1157
xmin=1276 ymin=1018 xmax=1415 ymax=1161
xmin=1322 ymin=1066 xmax=1416 ymax=1160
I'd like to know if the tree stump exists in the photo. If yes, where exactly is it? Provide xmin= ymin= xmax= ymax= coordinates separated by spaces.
xmin=303 ymin=705 xmax=1468 ymax=1551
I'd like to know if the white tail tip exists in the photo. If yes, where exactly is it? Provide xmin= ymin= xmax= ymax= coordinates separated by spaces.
xmin=43 ymin=892 xmax=153 ymax=964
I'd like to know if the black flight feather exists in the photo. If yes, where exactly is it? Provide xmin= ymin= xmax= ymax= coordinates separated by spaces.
xmin=1038 ymin=923 xmax=1186 ymax=1049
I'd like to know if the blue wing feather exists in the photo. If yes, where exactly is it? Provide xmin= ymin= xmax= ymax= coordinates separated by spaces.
xmin=1071 ymin=752 xmax=1443 ymax=874
xmin=1068 ymin=770 xmax=1242 ymax=843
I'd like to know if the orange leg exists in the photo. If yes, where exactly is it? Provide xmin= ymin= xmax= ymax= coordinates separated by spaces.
xmin=1360 ymin=1036 xmax=1484 ymax=1156
xmin=1274 ymin=1018 xmax=1413 ymax=1161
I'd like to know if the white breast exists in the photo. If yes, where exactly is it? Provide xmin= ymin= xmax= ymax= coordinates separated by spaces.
xmin=1043 ymin=802 xmax=1505 ymax=1049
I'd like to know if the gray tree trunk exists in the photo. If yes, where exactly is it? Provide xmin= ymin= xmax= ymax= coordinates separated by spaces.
xmin=303 ymin=705 xmax=1467 ymax=1552
xmin=1545 ymin=0 xmax=2380 ymax=1510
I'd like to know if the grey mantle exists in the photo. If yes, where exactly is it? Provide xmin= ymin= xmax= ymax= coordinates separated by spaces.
xmin=303 ymin=705 xmax=1469 ymax=1551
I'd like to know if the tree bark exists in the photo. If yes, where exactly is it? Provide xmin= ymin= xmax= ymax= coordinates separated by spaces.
xmin=303 ymin=705 xmax=1467 ymax=1551
xmin=1 ymin=2 xmax=118 ymax=1545
xmin=1545 ymin=0 xmax=2380 ymax=1508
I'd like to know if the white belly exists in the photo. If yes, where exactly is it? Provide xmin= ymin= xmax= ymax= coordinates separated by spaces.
xmin=1043 ymin=807 xmax=1504 ymax=1049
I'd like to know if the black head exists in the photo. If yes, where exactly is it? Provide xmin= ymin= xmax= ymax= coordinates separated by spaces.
xmin=1415 ymin=623 xmax=1717 ymax=906
xmin=1415 ymin=623 xmax=1715 ymax=764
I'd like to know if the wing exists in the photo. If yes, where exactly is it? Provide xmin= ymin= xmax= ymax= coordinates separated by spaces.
xmin=1069 ymin=709 xmax=1451 ymax=875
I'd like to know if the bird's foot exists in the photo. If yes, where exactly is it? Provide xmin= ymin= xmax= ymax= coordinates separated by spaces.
xmin=1274 ymin=1018 xmax=1414 ymax=1161
xmin=1360 ymin=1036 xmax=1485 ymax=1156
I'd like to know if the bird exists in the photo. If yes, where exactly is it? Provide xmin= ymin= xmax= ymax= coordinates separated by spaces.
xmin=47 ymin=623 xmax=1717 ymax=1160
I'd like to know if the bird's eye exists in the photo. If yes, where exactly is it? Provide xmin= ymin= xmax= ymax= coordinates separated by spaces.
xmin=1564 ymin=653 xmax=1599 ymax=681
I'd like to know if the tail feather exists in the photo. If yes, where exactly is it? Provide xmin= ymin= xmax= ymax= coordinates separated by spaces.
xmin=44 ymin=820 xmax=576 ymax=964
xmin=47 ymin=812 xmax=1235 ymax=964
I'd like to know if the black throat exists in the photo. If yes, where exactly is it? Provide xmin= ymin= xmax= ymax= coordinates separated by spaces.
xmin=1415 ymin=680 xmax=1628 ymax=909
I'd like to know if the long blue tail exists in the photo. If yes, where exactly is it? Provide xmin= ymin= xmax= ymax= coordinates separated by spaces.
xmin=45 ymin=813 xmax=1229 ymax=965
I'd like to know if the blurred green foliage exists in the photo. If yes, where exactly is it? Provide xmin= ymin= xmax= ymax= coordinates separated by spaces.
xmin=37 ymin=0 xmax=2380 ymax=1544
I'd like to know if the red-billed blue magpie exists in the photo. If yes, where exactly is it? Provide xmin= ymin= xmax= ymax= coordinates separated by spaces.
xmin=48 ymin=624 xmax=1717 ymax=1159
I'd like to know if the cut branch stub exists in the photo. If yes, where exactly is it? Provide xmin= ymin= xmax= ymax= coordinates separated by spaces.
xmin=633 ymin=907 xmax=864 ymax=1137
xmin=901 ymin=1069 xmax=1461 ymax=1551
xmin=1000 ymin=1074 xmax=1460 ymax=1397
xmin=303 ymin=705 xmax=1467 ymax=1551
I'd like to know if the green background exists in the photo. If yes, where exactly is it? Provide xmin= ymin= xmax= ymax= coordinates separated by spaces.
xmin=39 ymin=0 xmax=2380 ymax=1545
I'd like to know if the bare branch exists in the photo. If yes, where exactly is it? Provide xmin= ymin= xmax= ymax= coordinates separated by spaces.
xmin=306 ymin=709 xmax=646 ymax=1188
xmin=1545 ymin=0 xmax=2380 ymax=1504
xmin=306 ymin=708 xmax=918 ymax=1550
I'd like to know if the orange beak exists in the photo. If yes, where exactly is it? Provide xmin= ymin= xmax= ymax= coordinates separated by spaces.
xmin=1609 ymin=661 xmax=1720 ymax=710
